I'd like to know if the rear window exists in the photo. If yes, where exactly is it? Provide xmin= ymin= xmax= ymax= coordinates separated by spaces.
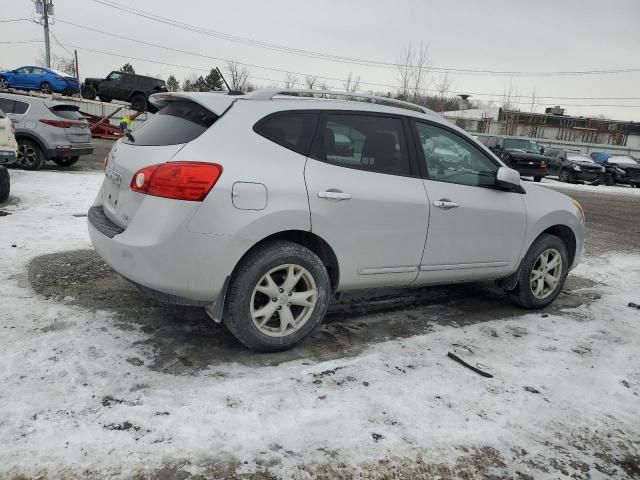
xmin=0 ymin=98 xmax=28 ymax=115
xmin=123 ymin=100 xmax=218 ymax=146
xmin=254 ymin=112 xmax=319 ymax=156
xmin=49 ymin=104 xmax=83 ymax=120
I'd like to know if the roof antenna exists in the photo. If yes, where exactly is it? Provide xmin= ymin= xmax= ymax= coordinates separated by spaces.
xmin=216 ymin=66 xmax=244 ymax=96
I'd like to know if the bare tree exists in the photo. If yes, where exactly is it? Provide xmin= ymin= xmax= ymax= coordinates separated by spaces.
xmin=225 ymin=59 xmax=250 ymax=91
xmin=396 ymin=42 xmax=431 ymax=102
xmin=283 ymin=72 xmax=298 ymax=89
xmin=304 ymin=75 xmax=318 ymax=90
xmin=36 ymin=50 xmax=76 ymax=77
xmin=318 ymin=80 xmax=330 ymax=91
xmin=433 ymin=73 xmax=454 ymax=113
xmin=343 ymin=71 xmax=361 ymax=92
xmin=501 ymin=80 xmax=520 ymax=111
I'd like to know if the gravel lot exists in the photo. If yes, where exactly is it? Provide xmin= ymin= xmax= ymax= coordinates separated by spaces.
xmin=1 ymin=145 xmax=639 ymax=479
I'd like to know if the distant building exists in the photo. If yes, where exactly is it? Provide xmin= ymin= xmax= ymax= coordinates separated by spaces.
xmin=442 ymin=107 xmax=640 ymax=150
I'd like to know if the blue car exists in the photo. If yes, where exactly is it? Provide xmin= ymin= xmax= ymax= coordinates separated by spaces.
xmin=0 ymin=66 xmax=80 ymax=96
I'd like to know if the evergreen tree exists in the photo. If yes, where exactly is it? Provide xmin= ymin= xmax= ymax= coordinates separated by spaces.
xmin=166 ymin=75 xmax=180 ymax=92
xmin=182 ymin=79 xmax=194 ymax=92
xmin=204 ymin=68 xmax=224 ymax=91
xmin=120 ymin=63 xmax=136 ymax=74
xmin=194 ymin=76 xmax=208 ymax=92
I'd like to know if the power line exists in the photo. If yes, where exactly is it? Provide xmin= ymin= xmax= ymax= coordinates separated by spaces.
xmin=0 ymin=18 xmax=32 ymax=23
xmin=88 ymin=0 xmax=640 ymax=77
xmin=53 ymin=42 xmax=640 ymax=108
xmin=0 ymin=40 xmax=44 ymax=44
xmin=52 ymin=20 xmax=640 ymax=102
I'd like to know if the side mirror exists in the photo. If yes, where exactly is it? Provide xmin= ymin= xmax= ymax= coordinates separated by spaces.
xmin=496 ymin=167 xmax=524 ymax=193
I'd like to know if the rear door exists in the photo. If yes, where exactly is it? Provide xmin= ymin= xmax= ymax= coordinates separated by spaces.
xmin=304 ymin=112 xmax=429 ymax=289
xmin=412 ymin=120 xmax=526 ymax=283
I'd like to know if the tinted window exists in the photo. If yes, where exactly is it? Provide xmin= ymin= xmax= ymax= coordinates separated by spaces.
xmin=107 ymin=72 xmax=123 ymax=82
xmin=13 ymin=101 xmax=29 ymax=114
xmin=254 ymin=112 xmax=319 ymax=156
xmin=123 ymin=100 xmax=218 ymax=146
xmin=319 ymin=114 xmax=411 ymax=176
xmin=31 ymin=68 xmax=45 ymax=75
xmin=15 ymin=67 xmax=32 ymax=74
xmin=416 ymin=122 xmax=499 ymax=187
xmin=0 ymin=98 xmax=14 ymax=113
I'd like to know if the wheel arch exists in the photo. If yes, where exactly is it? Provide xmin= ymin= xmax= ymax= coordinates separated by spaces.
xmin=233 ymin=230 xmax=340 ymax=291
xmin=128 ymin=90 xmax=147 ymax=102
xmin=540 ymin=224 xmax=577 ymax=266
xmin=14 ymin=132 xmax=47 ymax=155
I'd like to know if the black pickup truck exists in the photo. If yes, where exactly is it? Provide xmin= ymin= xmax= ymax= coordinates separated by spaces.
xmin=81 ymin=71 xmax=167 ymax=112
xmin=479 ymin=136 xmax=551 ymax=182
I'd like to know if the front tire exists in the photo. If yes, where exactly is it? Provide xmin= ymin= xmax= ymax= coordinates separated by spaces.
xmin=533 ymin=176 xmax=543 ymax=182
xmin=130 ymin=94 xmax=147 ymax=112
xmin=17 ymin=139 xmax=44 ymax=170
xmin=53 ymin=156 xmax=79 ymax=167
xmin=558 ymin=169 xmax=574 ymax=183
xmin=0 ymin=77 xmax=9 ymax=89
xmin=0 ymin=167 xmax=9 ymax=203
xmin=224 ymin=241 xmax=331 ymax=352
xmin=508 ymin=234 xmax=569 ymax=309
xmin=81 ymin=85 xmax=97 ymax=100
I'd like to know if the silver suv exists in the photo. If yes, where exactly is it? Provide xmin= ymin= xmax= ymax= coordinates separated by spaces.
xmin=88 ymin=89 xmax=585 ymax=351
xmin=0 ymin=93 xmax=93 ymax=169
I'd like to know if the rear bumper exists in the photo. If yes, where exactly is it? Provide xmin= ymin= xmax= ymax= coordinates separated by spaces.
xmin=0 ymin=151 xmax=17 ymax=165
xmin=87 ymin=200 xmax=246 ymax=305
xmin=46 ymin=144 xmax=93 ymax=159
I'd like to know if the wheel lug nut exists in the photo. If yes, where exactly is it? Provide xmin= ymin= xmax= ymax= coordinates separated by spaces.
xmin=277 ymin=306 xmax=282 ymax=310
xmin=271 ymin=298 xmax=277 ymax=302
xmin=287 ymin=303 xmax=291 ymax=307
xmin=288 ymin=291 xmax=292 ymax=296
xmin=279 ymin=288 xmax=284 ymax=293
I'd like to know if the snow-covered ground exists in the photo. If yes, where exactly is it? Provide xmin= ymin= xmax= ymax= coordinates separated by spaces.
xmin=541 ymin=177 xmax=640 ymax=196
xmin=1 ymin=170 xmax=639 ymax=479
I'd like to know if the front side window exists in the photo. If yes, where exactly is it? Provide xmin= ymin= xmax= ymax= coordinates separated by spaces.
xmin=0 ymin=98 xmax=15 ymax=114
xmin=254 ymin=112 xmax=319 ymax=156
xmin=15 ymin=67 xmax=32 ymax=74
xmin=416 ymin=121 xmax=499 ymax=187
xmin=107 ymin=72 xmax=123 ymax=82
xmin=320 ymin=114 xmax=411 ymax=176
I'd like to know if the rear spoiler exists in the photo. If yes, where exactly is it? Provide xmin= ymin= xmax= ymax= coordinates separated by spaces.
xmin=149 ymin=92 xmax=237 ymax=116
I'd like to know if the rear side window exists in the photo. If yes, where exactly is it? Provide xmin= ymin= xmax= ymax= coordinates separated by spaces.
xmin=254 ymin=112 xmax=319 ymax=156
xmin=123 ymin=100 xmax=218 ymax=146
xmin=318 ymin=113 xmax=412 ymax=176
xmin=0 ymin=98 xmax=28 ymax=114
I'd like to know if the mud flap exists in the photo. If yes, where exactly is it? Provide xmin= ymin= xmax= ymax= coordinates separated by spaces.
xmin=204 ymin=276 xmax=230 ymax=323
xmin=495 ymin=261 xmax=523 ymax=291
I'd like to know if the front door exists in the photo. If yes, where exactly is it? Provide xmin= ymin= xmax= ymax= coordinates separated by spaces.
xmin=305 ymin=112 xmax=429 ymax=290
xmin=413 ymin=120 xmax=527 ymax=284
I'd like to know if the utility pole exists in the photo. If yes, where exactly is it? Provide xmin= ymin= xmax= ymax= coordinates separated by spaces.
xmin=35 ymin=0 xmax=54 ymax=68
xmin=74 ymin=50 xmax=79 ymax=82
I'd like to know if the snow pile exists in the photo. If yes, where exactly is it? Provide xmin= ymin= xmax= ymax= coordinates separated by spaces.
xmin=0 ymin=170 xmax=639 ymax=478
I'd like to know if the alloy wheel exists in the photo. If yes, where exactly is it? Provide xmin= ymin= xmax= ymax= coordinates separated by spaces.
xmin=17 ymin=144 xmax=37 ymax=168
xmin=40 ymin=83 xmax=52 ymax=94
xmin=559 ymin=170 xmax=569 ymax=182
xmin=529 ymin=248 xmax=563 ymax=299
xmin=0 ymin=78 xmax=8 ymax=89
xmin=250 ymin=264 xmax=318 ymax=337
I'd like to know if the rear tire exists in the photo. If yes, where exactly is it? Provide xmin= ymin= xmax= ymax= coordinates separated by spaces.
xmin=130 ymin=94 xmax=147 ymax=112
xmin=224 ymin=241 xmax=331 ymax=352
xmin=508 ymin=233 xmax=569 ymax=309
xmin=533 ymin=176 xmax=543 ymax=182
xmin=81 ymin=85 xmax=97 ymax=100
xmin=40 ymin=82 xmax=53 ymax=95
xmin=53 ymin=156 xmax=79 ymax=167
xmin=17 ymin=139 xmax=44 ymax=170
xmin=98 ymin=96 xmax=112 ymax=103
xmin=0 ymin=167 xmax=9 ymax=203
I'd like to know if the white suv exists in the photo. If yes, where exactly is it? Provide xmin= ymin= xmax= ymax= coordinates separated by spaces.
xmin=88 ymin=89 xmax=585 ymax=351
xmin=0 ymin=107 xmax=18 ymax=202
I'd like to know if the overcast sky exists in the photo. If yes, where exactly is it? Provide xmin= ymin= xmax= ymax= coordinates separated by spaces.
xmin=1 ymin=0 xmax=639 ymax=120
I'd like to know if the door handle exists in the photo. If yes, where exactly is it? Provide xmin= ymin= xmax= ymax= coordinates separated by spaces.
xmin=433 ymin=200 xmax=458 ymax=209
xmin=318 ymin=191 xmax=352 ymax=201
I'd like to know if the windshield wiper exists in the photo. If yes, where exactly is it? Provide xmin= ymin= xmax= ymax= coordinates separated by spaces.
xmin=125 ymin=132 xmax=135 ymax=143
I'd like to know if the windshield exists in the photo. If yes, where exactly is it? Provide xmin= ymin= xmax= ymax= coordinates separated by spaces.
xmin=567 ymin=154 xmax=595 ymax=163
xmin=608 ymin=156 xmax=638 ymax=165
xmin=503 ymin=139 xmax=542 ymax=153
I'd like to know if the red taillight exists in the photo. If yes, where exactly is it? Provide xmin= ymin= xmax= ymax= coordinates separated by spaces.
xmin=39 ymin=119 xmax=78 ymax=128
xmin=130 ymin=162 xmax=223 ymax=201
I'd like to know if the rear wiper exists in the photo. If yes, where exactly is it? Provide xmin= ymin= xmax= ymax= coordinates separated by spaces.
xmin=125 ymin=132 xmax=135 ymax=142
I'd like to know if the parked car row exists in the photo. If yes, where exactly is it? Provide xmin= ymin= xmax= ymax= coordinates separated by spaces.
xmin=0 ymin=92 xmax=93 ymax=170
xmin=476 ymin=134 xmax=639 ymax=187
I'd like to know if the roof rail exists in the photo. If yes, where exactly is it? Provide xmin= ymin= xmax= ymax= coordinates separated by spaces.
xmin=245 ymin=88 xmax=429 ymax=114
